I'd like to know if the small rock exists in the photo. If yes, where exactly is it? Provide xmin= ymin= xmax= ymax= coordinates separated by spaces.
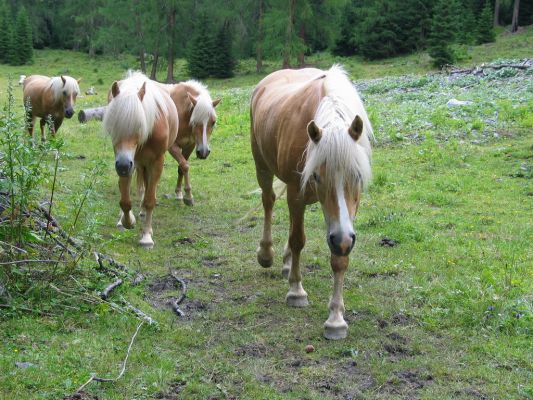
xmin=15 ymin=361 xmax=36 ymax=369
xmin=305 ymin=344 xmax=315 ymax=353
xmin=447 ymin=98 xmax=473 ymax=107
xmin=379 ymin=237 xmax=398 ymax=247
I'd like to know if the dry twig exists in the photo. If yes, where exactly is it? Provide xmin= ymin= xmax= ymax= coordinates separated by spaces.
xmin=100 ymin=279 xmax=123 ymax=300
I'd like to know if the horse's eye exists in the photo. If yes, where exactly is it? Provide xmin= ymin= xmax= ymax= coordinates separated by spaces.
xmin=312 ymin=172 xmax=320 ymax=183
xmin=63 ymin=91 xmax=67 ymax=96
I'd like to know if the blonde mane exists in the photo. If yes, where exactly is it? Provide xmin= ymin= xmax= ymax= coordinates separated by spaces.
xmin=103 ymin=71 xmax=170 ymax=146
xmin=184 ymin=80 xmax=216 ymax=127
xmin=301 ymin=65 xmax=373 ymax=192
xmin=48 ymin=76 xmax=80 ymax=102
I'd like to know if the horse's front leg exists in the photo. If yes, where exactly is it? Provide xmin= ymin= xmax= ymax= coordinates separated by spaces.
xmin=52 ymin=117 xmax=63 ymax=137
xmin=39 ymin=119 xmax=46 ymax=142
xmin=117 ymin=176 xmax=136 ymax=229
xmin=285 ymin=185 xmax=308 ymax=307
xmin=324 ymin=254 xmax=349 ymax=340
xmin=139 ymin=156 xmax=164 ymax=248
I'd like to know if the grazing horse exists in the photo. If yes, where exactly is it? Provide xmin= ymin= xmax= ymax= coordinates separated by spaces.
xmin=164 ymin=81 xmax=220 ymax=205
xmin=23 ymin=75 xmax=80 ymax=141
xmin=103 ymin=72 xmax=178 ymax=248
xmin=251 ymin=65 xmax=373 ymax=339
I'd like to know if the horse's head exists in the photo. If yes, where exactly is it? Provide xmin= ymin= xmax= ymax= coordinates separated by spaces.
xmin=104 ymin=80 xmax=149 ymax=178
xmin=188 ymin=92 xmax=220 ymax=159
xmin=59 ymin=76 xmax=81 ymax=119
xmin=304 ymin=116 xmax=367 ymax=257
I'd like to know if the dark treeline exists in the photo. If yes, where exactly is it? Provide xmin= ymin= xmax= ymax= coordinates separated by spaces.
xmin=2 ymin=0 xmax=533 ymax=76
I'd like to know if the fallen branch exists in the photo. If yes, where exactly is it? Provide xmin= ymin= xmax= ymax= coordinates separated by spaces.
xmin=0 ymin=259 xmax=67 ymax=266
xmin=120 ymin=296 xmax=157 ymax=325
xmin=100 ymin=279 xmax=123 ymax=300
xmin=74 ymin=321 xmax=144 ymax=394
xmin=169 ymin=270 xmax=187 ymax=317
xmin=78 ymin=106 xmax=106 ymax=124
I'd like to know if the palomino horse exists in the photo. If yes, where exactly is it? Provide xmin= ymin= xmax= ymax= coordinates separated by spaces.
xmin=251 ymin=65 xmax=373 ymax=339
xmin=103 ymin=72 xmax=178 ymax=248
xmin=164 ymin=81 xmax=220 ymax=205
xmin=23 ymin=75 xmax=80 ymax=141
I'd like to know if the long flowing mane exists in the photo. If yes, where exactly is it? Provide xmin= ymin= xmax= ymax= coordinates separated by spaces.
xmin=47 ymin=76 xmax=79 ymax=102
xmin=184 ymin=80 xmax=216 ymax=126
xmin=103 ymin=71 xmax=170 ymax=146
xmin=301 ymin=65 xmax=373 ymax=192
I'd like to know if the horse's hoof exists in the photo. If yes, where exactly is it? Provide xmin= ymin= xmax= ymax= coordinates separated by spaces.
xmin=286 ymin=292 xmax=309 ymax=307
xmin=281 ymin=266 xmax=290 ymax=279
xmin=139 ymin=236 xmax=154 ymax=249
xmin=121 ymin=212 xmax=136 ymax=229
xmin=116 ymin=220 xmax=125 ymax=230
xmin=183 ymin=197 xmax=194 ymax=206
xmin=257 ymin=247 xmax=274 ymax=268
xmin=138 ymin=210 xmax=146 ymax=218
xmin=175 ymin=191 xmax=184 ymax=201
xmin=324 ymin=321 xmax=348 ymax=340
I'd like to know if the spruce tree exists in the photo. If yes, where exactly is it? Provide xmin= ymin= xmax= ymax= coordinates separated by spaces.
xmin=187 ymin=13 xmax=217 ymax=79
xmin=6 ymin=18 xmax=17 ymax=65
xmin=0 ymin=3 xmax=11 ymax=64
xmin=477 ymin=1 xmax=496 ymax=44
xmin=428 ymin=0 xmax=456 ymax=68
xmin=15 ymin=6 xmax=33 ymax=64
xmin=212 ymin=21 xmax=235 ymax=78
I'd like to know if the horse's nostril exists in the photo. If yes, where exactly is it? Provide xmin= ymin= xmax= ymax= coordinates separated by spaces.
xmin=129 ymin=160 xmax=133 ymax=168
xmin=328 ymin=233 xmax=335 ymax=244
xmin=350 ymin=232 xmax=356 ymax=242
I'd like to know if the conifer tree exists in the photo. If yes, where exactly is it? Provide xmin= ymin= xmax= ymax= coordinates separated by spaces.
xmin=15 ymin=6 xmax=33 ymax=64
xmin=477 ymin=1 xmax=496 ymax=43
xmin=212 ymin=21 xmax=235 ymax=78
xmin=428 ymin=0 xmax=456 ymax=68
xmin=187 ymin=13 xmax=216 ymax=79
xmin=0 ymin=2 xmax=11 ymax=64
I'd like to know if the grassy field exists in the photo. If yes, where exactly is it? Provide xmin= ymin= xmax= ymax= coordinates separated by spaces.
xmin=0 ymin=28 xmax=532 ymax=399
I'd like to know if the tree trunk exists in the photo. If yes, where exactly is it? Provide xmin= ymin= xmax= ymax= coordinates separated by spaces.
xmin=166 ymin=8 xmax=176 ymax=83
xmin=256 ymin=0 xmax=264 ymax=73
xmin=511 ymin=0 xmax=520 ymax=32
xmin=283 ymin=0 xmax=297 ymax=68
xmin=78 ymin=106 xmax=106 ymax=123
xmin=494 ymin=0 xmax=500 ymax=27
xmin=298 ymin=23 xmax=305 ymax=68
xmin=134 ymin=4 xmax=146 ymax=73
xmin=150 ymin=52 xmax=159 ymax=80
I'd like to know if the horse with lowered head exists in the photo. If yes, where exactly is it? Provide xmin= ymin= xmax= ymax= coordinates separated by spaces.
xmin=103 ymin=72 xmax=178 ymax=248
xmin=23 ymin=75 xmax=80 ymax=141
xmin=163 ymin=80 xmax=220 ymax=205
xmin=251 ymin=65 xmax=373 ymax=339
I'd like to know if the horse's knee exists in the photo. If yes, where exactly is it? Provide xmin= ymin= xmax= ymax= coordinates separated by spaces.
xmin=119 ymin=200 xmax=132 ymax=211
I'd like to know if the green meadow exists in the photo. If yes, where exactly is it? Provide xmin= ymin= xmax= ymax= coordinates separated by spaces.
xmin=0 ymin=27 xmax=532 ymax=399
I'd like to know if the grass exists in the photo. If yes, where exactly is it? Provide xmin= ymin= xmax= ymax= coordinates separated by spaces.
xmin=0 ymin=28 xmax=532 ymax=399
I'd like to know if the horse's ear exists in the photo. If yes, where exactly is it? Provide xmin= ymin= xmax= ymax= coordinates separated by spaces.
xmin=307 ymin=120 xmax=322 ymax=143
xmin=111 ymin=81 xmax=120 ymax=98
xmin=77 ymin=78 xmax=82 ymax=84
xmin=348 ymin=115 xmax=364 ymax=142
xmin=61 ymin=76 xmax=66 ymax=86
xmin=212 ymin=98 xmax=221 ymax=108
xmin=138 ymin=82 xmax=146 ymax=101
xmin=187 ymin=92 xmax=198 ymax=107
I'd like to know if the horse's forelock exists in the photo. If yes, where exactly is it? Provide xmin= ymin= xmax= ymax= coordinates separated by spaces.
xmin=49 ymin=76 xmax=80 ymax=100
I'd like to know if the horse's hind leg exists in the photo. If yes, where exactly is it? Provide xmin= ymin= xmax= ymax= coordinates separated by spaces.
xmin=139 ymin=157 xmax=164 ymax=249
xmin=255 ymin=167 xmax=275 ymax=268
xmin=285 ymin=184 xmax=308 ymax=307
xmin=117 ymin=176 xmax=136 ymax=230
xmin=137 ymin=167 xmax=146 ymax=218
xmin=39 ymin=119 xmax=46 ymax=142
xmin=168 ymin=143 xmax=192 ymax=205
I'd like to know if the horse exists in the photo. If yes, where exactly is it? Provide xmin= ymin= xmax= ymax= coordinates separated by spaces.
xmin=23 ymin=75 xmax=80 ymax=142
xmin=250 ymin=65 xmax=373 ymax=340
xmin=103 ymin=72 xmax=179 ymax=248
xmin=164 ymin=81 xmax=220 ymax=205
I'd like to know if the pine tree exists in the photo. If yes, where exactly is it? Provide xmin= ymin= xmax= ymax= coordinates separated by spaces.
xmin=477 ymin=1 xmax=496 ymax=43
xmin=6 ymin=18 xmax=17 ymax=65
xmin=0 ymin=2 xmax=11 ymax=64
xmin=15 ymin=6 xmax=33 ymax=64
xmin=212 ymin=21 xmax=235 ymax=78
xmin=187 ymin=13 xmax=217 ymax=79
xmin=428 ymin=0 xmax=456 ymax=68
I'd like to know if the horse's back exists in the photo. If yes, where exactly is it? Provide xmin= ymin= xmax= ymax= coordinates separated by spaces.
xmin=251 ymin=69 xmax=326 ymax=182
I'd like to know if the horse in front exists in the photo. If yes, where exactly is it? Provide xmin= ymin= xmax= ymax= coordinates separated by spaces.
xmin=103 ymin=72 xmax=178 ymax=248
xmin=251 ymin=65 xmax=373 ymax=339
xmin=23 ymin=75 xmax=80 ymax=142
xmin=164 ymin=80 xmax=220 ymax=205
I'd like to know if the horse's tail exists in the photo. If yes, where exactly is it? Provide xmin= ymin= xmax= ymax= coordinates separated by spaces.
xmin=237 ymin=178 xmax=286 ymax=224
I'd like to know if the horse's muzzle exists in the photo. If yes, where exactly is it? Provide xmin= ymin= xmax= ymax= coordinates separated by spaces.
xmin=196 ymin=147 xmax=210 ymax=159
xmin=327 ymin=231 xmax=356 ymax=257
xmin=115 ymin=157 xmax=134 ymax=177
xmin=65 ymin=108 xmax=74 ymax=119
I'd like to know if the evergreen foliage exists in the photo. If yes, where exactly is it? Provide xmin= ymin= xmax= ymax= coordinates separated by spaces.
xmin=428 ymin=0 xmax=456 ymax=68
xmin=212 ymin=21 xmax=235 ymax=78
xmin=0 ymin=3 xmax=11 ymax=64
xmin=187 ymin=13 xmax=217 ymax=79
xmin=15 ymin=6 xmax=33 ymax=64
xmin=477 ymin=1 xmax=496 ymax=43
